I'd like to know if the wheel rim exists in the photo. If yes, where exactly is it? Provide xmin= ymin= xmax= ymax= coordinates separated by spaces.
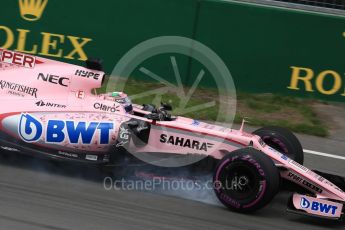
xmin=262 ymin=136 xmax=292 ymax=159
xmin=220 ymin=162 xmax=262 ymax=202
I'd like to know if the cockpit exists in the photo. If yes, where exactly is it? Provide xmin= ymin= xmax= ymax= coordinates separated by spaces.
xmin=86 ymin=58 xmax=173 ymax=120
xmin=101 ymin=91 xmax=134 ymax=114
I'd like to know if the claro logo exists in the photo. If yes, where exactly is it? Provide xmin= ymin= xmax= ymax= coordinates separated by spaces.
xmin=288 ymin=66 xmax=345 ymax=96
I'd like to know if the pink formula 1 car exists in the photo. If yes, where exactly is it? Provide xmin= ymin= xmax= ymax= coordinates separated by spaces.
xmin=0 ymin=49 xmax=344 ymax=220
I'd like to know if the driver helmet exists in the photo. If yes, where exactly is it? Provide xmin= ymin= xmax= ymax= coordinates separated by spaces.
xmin=109 ymin=92 xmax=133 ymax=114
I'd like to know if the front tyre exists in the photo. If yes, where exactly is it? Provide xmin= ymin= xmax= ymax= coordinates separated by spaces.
xmin=213 ymin=148 xmax=280 ymax=213
xmin=253 ymin=126 xmax=304 ymax=164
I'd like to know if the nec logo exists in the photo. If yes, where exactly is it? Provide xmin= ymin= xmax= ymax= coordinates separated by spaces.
xmin=37 ymin=73 xmax=69 ymax=87
xmin=300 ymin=197 xmax=338 ymax=215
xmin=18 ymin=113 xmax=114 ymax=145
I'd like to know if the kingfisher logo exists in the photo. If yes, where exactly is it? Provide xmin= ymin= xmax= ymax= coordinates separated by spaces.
xmin=18 ymin=113 xmax=114 ymax=144
xmin=300 ymin=197 xmax=338 ymax=216
xmin=18 ymin=114 xmax=43 ymax=142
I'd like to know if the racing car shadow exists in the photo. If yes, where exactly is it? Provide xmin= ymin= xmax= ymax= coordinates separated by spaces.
xmin=287 ymin=215 xmax=344 ymax=228
xmin=0 ymin=149 xmax=221 ymax=204
xmin=0 ymin=150 xmax=344 ymax=226
xmin=0 ymin=150 xmax=112 ymax=181
xmin=0 ymin=149 xmax=209 ymax=182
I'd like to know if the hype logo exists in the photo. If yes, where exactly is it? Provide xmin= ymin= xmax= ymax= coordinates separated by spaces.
xmin=18 ymin=113 xmax=43 ymax=142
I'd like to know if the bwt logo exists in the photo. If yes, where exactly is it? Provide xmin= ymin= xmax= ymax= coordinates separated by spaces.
xmin=19 ymin=113 xmax=43 ymax=142
xmin=18 ymin=113 xmax=114 ymax=144
xmin=300 ymin=197 xmax=338 ymax=215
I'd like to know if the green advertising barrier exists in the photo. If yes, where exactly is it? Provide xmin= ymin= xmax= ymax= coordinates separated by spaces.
xmin=193 ymin=0 xmax=345 ymax=101
xmin=0 ymin=0 xmax=198 ymax=84
xmin=1 ymin=0 xmax=345 ymax=101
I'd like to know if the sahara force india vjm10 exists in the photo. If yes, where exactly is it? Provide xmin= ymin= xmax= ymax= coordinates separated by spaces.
xmin=0 ymin=49 xmax=344 ymax=220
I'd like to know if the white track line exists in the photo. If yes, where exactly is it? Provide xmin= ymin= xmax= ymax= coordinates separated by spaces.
xmin=303 ymin=149 xmax=345 ymax=161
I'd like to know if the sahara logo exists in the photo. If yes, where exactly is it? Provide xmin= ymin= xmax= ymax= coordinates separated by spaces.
xmin=160 ymin=134 xmax=214 ymax=152
xmin=19 ymin=0 xmax=48 ymax=22
xmin=300 ymin=197 xmax=338 ymax=215
xmin=18 ymin=113 xmax=114 ymax=144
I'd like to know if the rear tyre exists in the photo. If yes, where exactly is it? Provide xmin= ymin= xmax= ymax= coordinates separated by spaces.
xmin=213 ymin=148 xmax=280 ymax=213
xmin=253 ymin=126 xmax=304 ymax=165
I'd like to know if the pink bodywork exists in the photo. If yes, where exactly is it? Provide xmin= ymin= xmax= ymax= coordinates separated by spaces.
xmin=0 ymin=50 xmax=344 ymax=217
xmin=293 ymin=194 xmax=343 ymax=218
